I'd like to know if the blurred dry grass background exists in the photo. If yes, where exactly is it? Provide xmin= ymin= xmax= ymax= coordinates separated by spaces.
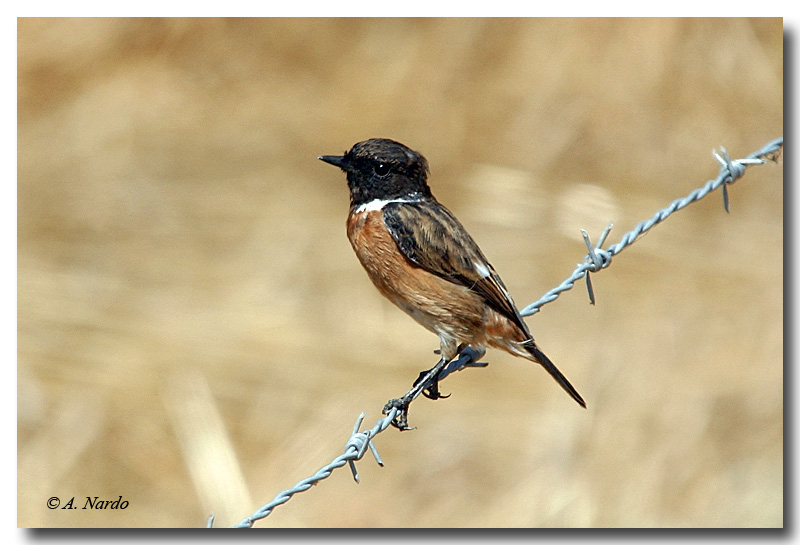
xmin=17 ymin=17 xmax=783 ymax=528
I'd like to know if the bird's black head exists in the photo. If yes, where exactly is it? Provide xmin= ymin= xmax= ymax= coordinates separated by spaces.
xmin=319 ymin=138 xmax=433 ymax=209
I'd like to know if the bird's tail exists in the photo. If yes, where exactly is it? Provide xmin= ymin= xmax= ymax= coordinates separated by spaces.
xmin=523 ymin=341 xmax=586 ymax=408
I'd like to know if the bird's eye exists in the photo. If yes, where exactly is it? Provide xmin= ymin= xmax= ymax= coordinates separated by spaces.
xmin=374 ymin=163 xmax=390 ymax=177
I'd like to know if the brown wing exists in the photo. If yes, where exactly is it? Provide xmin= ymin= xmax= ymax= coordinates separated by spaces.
xmin=383 ymin=201 xmax=531 ymax=337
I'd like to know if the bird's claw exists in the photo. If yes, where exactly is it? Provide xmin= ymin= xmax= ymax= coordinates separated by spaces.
xmin=383 ymin=397 xmax=415 ymax=431
xmin=414 ymin=369 xmax=450 ymax=400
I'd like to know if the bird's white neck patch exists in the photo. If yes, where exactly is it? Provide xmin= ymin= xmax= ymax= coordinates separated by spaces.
xmin=354 ymin=198 xmax=414 ymax=214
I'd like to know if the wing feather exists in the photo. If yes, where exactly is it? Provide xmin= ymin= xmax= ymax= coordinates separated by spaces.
xmin=382 ymin=201 xmax=530 ymax=336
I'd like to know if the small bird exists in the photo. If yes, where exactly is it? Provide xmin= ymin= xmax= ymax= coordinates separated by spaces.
xmin=320 ymin=139 xmax=584 ymax=427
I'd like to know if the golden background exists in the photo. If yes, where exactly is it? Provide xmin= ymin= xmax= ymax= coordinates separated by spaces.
xmin=18 ymin=18 xmax=783 ymax=528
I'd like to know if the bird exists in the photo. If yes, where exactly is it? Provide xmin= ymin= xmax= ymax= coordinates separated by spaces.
xmin=319 ymin=138 xmax=584 ymax=428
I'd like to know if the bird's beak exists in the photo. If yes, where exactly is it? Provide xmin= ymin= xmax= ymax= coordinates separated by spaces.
xmin=318 ymin=154 xmax=351 ymax=172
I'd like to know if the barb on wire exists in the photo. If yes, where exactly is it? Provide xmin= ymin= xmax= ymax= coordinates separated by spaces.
xmin=212 ymin=136 xmax=782 ymax=528
xmin=519 ymin=136 xmax=783 ymax=317
xmin=219 ymin=412 xmax=390 ymax=528
xmin=580 ymin=223 xmax=613 ymax=305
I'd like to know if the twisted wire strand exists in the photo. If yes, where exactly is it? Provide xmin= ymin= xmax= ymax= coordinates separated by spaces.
xmin=215 ymin=412 xmax=395 ymax=528
xmin=519 ymin=137 xmax=783 ymax=316
xmin=210 ymin=136 xmax=782 ymax=528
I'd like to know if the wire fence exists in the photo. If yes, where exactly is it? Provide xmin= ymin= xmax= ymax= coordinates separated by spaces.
xmin=208 ymin=136 xmax=783 ymax=528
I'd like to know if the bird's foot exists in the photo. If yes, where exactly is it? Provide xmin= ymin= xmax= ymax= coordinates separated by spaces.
xmin=383 ymin=349 xmax=489 ymax=431
xmin=383 ymin=396 xmax=415 ymax=431
xmin=414 ymin=368 xmax=450 ymax=400
xmin=382 ymin=357 xmax=450 ymax=430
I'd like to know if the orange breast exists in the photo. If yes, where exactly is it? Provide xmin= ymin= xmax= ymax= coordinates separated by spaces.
xmin=346 ymin=209 xmax=498 ymax=356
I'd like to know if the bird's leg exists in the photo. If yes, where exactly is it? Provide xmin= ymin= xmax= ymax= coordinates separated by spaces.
xmin=416 ymin=343 xmax=474 ymax=400
xmin=416 ymin=359 xmax=452 ymax=401
xmin=382 ymin=345 xmax=488 ymax=431
xmin=383 ymin=354 xmax=451 ymax=431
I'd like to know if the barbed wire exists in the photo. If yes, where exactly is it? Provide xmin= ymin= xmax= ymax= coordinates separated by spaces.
xmin=519 ymin=136 xmax=784 ymax=316
xmin=209 ymin=136 xmax=783 ymax=528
